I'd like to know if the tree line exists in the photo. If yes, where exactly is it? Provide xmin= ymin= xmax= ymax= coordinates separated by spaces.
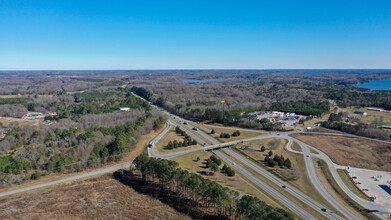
xmin=322 ymin=113 xmax=391 ymax=140
xmin=133 ymin=153 xmax=294 ymax=219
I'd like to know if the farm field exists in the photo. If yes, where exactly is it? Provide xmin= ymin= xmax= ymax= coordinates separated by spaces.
xmin=293 ymin=134 xmax=391 ymax=171
xmin=0 ymin=174 xmax=190 ymax=220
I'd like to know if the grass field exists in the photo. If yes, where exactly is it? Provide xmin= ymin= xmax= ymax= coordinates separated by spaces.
xmin=337 ymin=169 xmax=371 ymax=201
xmin=223 ymin=150 xmax=329 ymax=220
xmin=189 ymin=122 xmax=263 ymax=143
xmin=341 ymin=106 xmax=391 ymax=126
xmin=0 ymin=174 xmax=190 ymax=220
xmin=290 ymin=141 xmax=302 ymax=152
xmin=0 ymin=117 xmax=43 ymax=127
xmin=171 ymin=150 xmax=283 ymax=209
xmin=0 ymin=95 xmax=24 ymax=98
xmin=293 ymin=134 xmax=391 ymax=171
xmin=154 ymin=125 xmax=202 ymax=155
xmin=312 ymin=159 xmax=374 ymax=220
xmin=234 ymin=138 xmax=336 ymax=212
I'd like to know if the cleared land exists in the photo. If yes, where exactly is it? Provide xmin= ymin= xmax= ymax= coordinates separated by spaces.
xmin=154 ymin=125 xmax=202 ymax=155
xmin=293 ymin=134 xmax=391 ymax=171
xmin=342 ymin=107 xmax=391 ymax=126
xmin=190 ymin=122 xmax=263 ymax=143
xmin=0 ymin=117 xmax=43 ymax=127
xmin=0 ymin=174 xmax=190 ymax=220
xmin=171 ymin=150 xmax=282 ymax=209
xmin=235 ymin=138 xmax=335 ymax=210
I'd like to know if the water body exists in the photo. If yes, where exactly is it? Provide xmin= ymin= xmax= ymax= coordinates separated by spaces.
xmin=183 ymin=78 xmax=233 ymax=83
xmin=354 ymin=78 xmax=391 ymax=91
xmin=305 ymin=72 xmax=323 ymax=75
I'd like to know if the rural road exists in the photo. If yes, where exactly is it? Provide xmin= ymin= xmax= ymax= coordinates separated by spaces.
xmin=1 ymin=91 xmax=389 ymax=219
xmin=0 ymin=162 xmax=132 ymax=198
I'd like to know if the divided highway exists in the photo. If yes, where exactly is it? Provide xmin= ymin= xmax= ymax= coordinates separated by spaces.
xmin=2 ymin=92 xmax=388 ymax=220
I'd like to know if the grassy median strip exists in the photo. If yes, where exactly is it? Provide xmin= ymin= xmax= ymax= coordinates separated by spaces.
xmin=313 ymin=159 xmax=380 ymax=220
xmin=231 ymin=146 xmax=339 ymax=215
xmin=220 ymin=150 xmax=329 ymax=220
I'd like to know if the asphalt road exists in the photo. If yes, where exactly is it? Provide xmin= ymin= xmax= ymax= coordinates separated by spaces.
xmin=2 ymin=92 xmax=388 ymax=219
xmin=150 ymin=118 xmax=344 ymax=219
xmin=0 ymin=162 xmax=132 ymax=198
xmin=213 ymin=150 xmax=317 ymax=220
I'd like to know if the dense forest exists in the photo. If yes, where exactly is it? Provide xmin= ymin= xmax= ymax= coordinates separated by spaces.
xmin=0 ymin=87 xmax=163 ymax=185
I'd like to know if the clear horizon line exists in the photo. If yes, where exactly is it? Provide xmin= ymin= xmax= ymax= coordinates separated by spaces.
xmin=1 ymin=68 xmax=391 ymax=72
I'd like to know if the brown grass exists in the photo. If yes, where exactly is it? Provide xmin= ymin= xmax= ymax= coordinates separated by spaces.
xmin=293 ymin=134 xmax=391 ymax=171
xmin=0 ymin=117 xmax=43 ymax=127
xmin=154 ymin=125 xmax=202 ymax=154
xmin=0 ymin=174 xmax=190 ymax=220
xmin=189 ymin=122 xmax=263 ymax=143
xmin=171 ymin=150 xmax=282 ymax=208
xmin=235 ymin=139 xmax=336 ymax=210
xmin=313 ymin=159 xmax=377 ymax=220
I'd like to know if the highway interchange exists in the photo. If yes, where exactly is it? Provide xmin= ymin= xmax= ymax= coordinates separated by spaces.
xmin=1 ymin=93 xmax=390 ymax=219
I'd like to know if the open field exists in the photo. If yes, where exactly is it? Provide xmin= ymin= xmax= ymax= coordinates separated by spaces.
xmin=310 ymin=126 xmax=345 ymax=134
xmin=293 ymin=134 xmax=391 ymax=171
xmin=312 ymin=159 xmax=375 ymax=220
xmin=171 ymin=150 xmax=282 ymax=209
xmin=154 ymin=125 xmax=202 ymax=155
xmin=234 ymin=138 xmax=335 ymax=211
xmin=337 ymin=169 xmax=371 ymax=201
xmin=0 ymin=117 xmax=43 ymax=127
xmin=189 ymin=122 xmax=263 ymax=143
xmin=342 ymin=106 xmax=391 ymax=126
xmin=0 ymin=95 xmax=24 ymax=98
xmin=0 ymin=174 xmax=190 ymax=220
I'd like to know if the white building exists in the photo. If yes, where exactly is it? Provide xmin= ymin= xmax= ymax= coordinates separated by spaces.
xmin=118 ymin=107 xmax=130 ymax=111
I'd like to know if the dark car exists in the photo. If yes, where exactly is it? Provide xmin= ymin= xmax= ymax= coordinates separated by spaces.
xmin=321 ymin=208 xmax=327 ymax=212
xmin=282 ymin=185 xmax=286 ymax=189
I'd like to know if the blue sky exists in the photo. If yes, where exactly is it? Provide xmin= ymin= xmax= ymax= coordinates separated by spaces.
xmin=0 ymin=0 xmax=390 ymax=70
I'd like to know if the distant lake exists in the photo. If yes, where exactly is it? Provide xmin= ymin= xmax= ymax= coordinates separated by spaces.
xmin=305 ymin=72 xmax=323 ymax=75
xmin=354 ymin=78 xmax=391 ymax=91
xmin=183 ymin=78 xmax=233 ymax=83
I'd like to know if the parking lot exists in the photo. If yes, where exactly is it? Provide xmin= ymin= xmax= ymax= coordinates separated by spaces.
xmin=347 ymin=167 xmax=391 ymax=209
